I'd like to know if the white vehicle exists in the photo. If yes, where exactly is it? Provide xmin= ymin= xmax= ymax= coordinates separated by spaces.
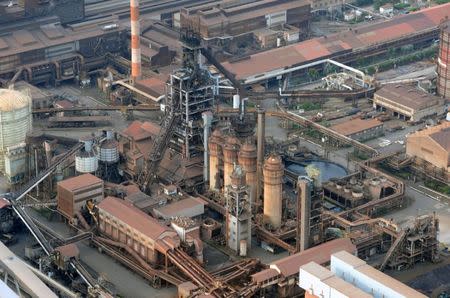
xmin=378 ymin=139 xmax=391 ymax=147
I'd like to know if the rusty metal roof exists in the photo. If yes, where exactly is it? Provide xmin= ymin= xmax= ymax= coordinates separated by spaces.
xmin=270 ymin=238 xmax=356 ymax=277
xmin=375 ymin=84 xmax=442 ymax=111
xmin=223 ymin=3 xmax=450 ymax=80
xmin=330 ymin=118 xmax=383 ymax=137
xmin=57 ymin=173 xmax=103 ymax=192
xmin=98 ymin=196 xmax=177 ymax=242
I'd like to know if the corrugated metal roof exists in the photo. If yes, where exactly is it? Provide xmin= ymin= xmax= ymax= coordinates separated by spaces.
xmin=57 ymin=173 xmax=103 ymax=191
xmin=270 ymin=238 xmax=356 ymax=277
xmin=375 ymin=84 xmax=441 ymax=111
xmin=330 ymin=118 xmax=382 ymax=136
xmin=98 ymin=196 xmax=177 ymax=242
xmin=155 ymin=197 xmax=206 ymax=218
xmin=223 ymin=3 xmax=450 ymax=80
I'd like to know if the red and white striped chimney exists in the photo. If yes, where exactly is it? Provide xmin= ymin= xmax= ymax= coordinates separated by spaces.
xmin=130 ymin=0 xmax=141 ymax=82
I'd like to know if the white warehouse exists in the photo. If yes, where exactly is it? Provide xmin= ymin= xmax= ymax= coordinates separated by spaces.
xmin=299 ymin=251 xmax=426 ymax=298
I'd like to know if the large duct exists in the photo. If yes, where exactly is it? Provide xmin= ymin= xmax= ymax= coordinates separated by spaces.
xmin=208 ymin=128 xmax=224 ymax=191
xmin=223 ymin=136 xmax=240 ymax=190
xmin=256 ymin=107 xmax=265 ymax=202
xmin=238 ymin=140 xmax=257 ymax=205
xmin=263 ymin=154 xmax=283 ymax=228
xmin=130 ymin=0 xmax=141 ymax=82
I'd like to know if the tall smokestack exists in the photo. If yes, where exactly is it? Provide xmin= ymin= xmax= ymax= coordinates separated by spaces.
xmin=130 ymin=0 xmax=141 ymax=82
xmin=297 ymin=178 xmax=311 ymax=252
xmin=256 ymin=107 xmax=265 ymax=204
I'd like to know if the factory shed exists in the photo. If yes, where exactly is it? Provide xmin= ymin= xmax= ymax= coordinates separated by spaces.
xmin=154 ymin=197 xmax=207 ymax=219
xmin=222 ymin=3 xmax=450 ymax=83
xmin=98 ymin=197 xmax=180 ymax=263
xmin=331 ymin=251 xmax=427 ymax=298
xmin=299 ymin=261 xmax=372 ymax=298
xmin=374 ymin=85 xmax=445 ymax=122
xmin=57 ymin=173 xmax=104 ymax=219
xmin=330 ymin=118 xmax=383 ymax=142
xmin=406 ymin=122 xmax=450 ymax=181
xmin=270 ymin=238 xmax=356 ymax=278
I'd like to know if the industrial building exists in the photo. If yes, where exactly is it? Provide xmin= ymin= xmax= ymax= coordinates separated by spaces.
xmin=437 ymin=22 xmax=450 ymax=100
xmin=251 ymin=238 xmax=356 ymax=297
xmin=98 ymin=196 xmax=181 ymax=264
xmin=222 ymin=4 xmax=450 ymax=85
xmin=0 ymin=15 xmax=124 ymax=84
xmin=330 ymin=118 xmax=384 ymax=142
xmin=406 ymin=121 xmax=450 ymax=181
xmin=373 ymin=85 xmax=445 ymax=122
xmin=299 ymin=251 xmax=427 ymax=298
xmin=180 ymin=0 xmax=311 ymax=39
xmin=57 ymin=173 xmax=104 ymax=219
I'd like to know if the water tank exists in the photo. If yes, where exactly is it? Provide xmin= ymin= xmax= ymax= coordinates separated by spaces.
xmin=0 ymin=89 xmax=32 ymax=173
xmin=99 ymin=131 xmax=119 ymax=163
xmin=76 ymin=138 xmax=98 ymax=173
xmin=233 ymin=94 xmax=240 ymax=109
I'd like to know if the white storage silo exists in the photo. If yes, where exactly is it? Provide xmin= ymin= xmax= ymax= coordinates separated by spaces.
xmin=0 ymin=89 xmax=32 ymax=174
xmin=75 ymin=138 xmax=98 ymax=173
xmin=99 ymin=131 xmax=119 ymax=163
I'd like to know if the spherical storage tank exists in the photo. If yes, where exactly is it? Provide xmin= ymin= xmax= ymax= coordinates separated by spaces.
xmin=0 ymin=89 xmax=32 ymax=173
xmin=76 ymin=138 xmax=98 ymax=173
xmin=99 ymin=131 xmax=119 ymax=163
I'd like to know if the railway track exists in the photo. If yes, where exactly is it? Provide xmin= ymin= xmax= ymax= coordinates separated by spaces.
xmin=33 ymin=105 xmax=160 ymax=114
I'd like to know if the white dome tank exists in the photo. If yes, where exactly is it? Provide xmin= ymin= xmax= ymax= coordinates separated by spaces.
xmin=76 ymin=138 xmax=98 ymax=173
xmin=99 ymin=131 xmax=119 ymax=163
xmin=0 ymin=89 xmax=32 ymax=173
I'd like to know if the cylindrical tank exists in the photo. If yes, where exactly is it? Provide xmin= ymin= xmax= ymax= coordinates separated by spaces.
xmin=233 ymin=94 xmax=240 ymax=109
xmin=223 ymin=136 xmax=240 ymax=189
xmin=238 ymin=141 xmax=257 ymax=204
xmin=437 ymin=23 xmax=450 ymax=99
xmin=263 ymin=154 xmax=284 ymax=228
xmin=99 ymin=131 xmax=119 ymax=163
xmin=76 ymin=138 xmax=98 ymax=173
xmin=208 ymin=129 xmax=224 ymax=191
xmin=0 ymin=89 xmax=32 ymax=173
xmin=447 ymin=111 xmax=450 ymax=122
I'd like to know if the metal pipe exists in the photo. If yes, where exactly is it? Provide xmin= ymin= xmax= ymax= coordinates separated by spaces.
xmin=25 ymin=264 xmax=79 ymax=298
xmin=256 ymin=108 xmax=265 ymax=203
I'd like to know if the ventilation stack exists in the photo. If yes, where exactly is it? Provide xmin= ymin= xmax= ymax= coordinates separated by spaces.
xmin=438 ymin=22 xmax=450 ymax=99
xmin=263 ymin=154 xmax=284 ymax=228
xmin=222 ymin=136 xmax=240 ymax=190
xmin=298 ymin=177 xmax=312 ymax=252
xmin=256 ymin=107 xmax=265 ymax=202
xmin=238 ymin=140 xmax=257 ymax=205
xmin=130 ymin=0 xmax=141 ymax=82
xmin=208 ymin=129 xmax=224 ymax=191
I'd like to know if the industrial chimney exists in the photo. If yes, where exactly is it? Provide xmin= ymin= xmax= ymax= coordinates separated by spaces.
xmin=130 ymin=0 xmax=141 ymax=82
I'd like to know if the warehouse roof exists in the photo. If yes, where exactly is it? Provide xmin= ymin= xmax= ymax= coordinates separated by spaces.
xmin=375 ymin=84 xmax=441 ymax=110
xmin=0 ymin=16 xmax=123 ymax=59
xmin=154 ymin=197 xmax=207 ymax=219
xmin=330 ymin=118 xmax=382 ymax=136
xmin=408 ymin=121 xmax=450 ymax=152
xmin=98 ymin=197 xmax=174 ymax=241
xmin=222 ymin=4 xmax=450 ymax=81
xmin=332 ymin=251 xmax=427 ymax=298
xmin=269 ymin=238 xmax=356 ymax=277
xmin=58 ymin=174 xmax=103 ymax=191
xmin=300 ymin=262 xmax=372 ymax=298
